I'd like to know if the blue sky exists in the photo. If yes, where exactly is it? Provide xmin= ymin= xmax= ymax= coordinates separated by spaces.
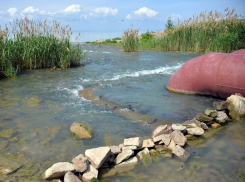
xmin=0 ymin=0 xmax=245 ymax=41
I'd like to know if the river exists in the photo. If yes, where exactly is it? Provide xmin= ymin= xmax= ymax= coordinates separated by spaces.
xmin=0 ymin=45 xmax=244 ymax=181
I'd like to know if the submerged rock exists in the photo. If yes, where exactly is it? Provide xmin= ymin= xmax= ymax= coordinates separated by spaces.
xmin=0 ymin=128 xmax=14 ymax=138
xmin=44 ymin=162 xmax=75 ymax=179
xmin=64 ymin=171 xmax=81 ymax=182
xmin=213 ymin=101 xmax=230 ymax=111
xmin=136 ymin=148 xmax=152 ymax=167
xmin=85 ymin=147 xmax=111 ymax=169
xmin=227 ymin=95 xmax=245 ymax=120
xmin=70 ymin=122 xmax=92 ymax=139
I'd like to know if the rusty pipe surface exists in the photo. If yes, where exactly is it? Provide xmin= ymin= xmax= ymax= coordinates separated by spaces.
xmin=167 ymin=50 xmax=245 ymax=98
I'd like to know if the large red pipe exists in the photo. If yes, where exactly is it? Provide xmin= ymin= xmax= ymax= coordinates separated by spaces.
xmin=167 ymin=50 xmax=245 ymax=98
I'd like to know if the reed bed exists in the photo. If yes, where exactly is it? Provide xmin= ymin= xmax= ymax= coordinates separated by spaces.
xmin=0 ymin=17 xmax=83 ymax=78
xmin=122 ymin=27 xmax=139 ymax=52
xmin=140 ymin=8 xmax=245 ymax=53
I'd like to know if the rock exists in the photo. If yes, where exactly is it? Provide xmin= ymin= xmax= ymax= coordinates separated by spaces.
xmin=170 ymin=130 xmax=187 ymax=146
xmin=64 ymin=171 xmax=81 ymax=182
xmin=136 ymin=148 xmax=152 ymax=167
xmin=149 ymin=149 xmax=159 ymax=158
xmin=201 ymin=122 xmax=208 ymax=130
xmin=114 ymin=148 xmax=134 ymax=165
xmin=182 ymin=118 xmax=201 ymax=127
xmin=114 ymin=157 xmax=138 ymax=173
xmin=153 ymin=134 xmax=171 ymax=145
xmin=44 ymin=162 xmax=75 ymax=179
xmin=235 ymin=93 xmax=244 ymax=97
xmin=196 ymin=113 xmax=213 ymax=122
xmin=171 ymin=123 xmax=186 ymax=132
xmin=166 ymin=140 xmax=176 ymax=151
xmin=82 ymin=164 xmax=98 ymax=182
xmin=124 ymin=137 xmax=143 ymax=148
xmin=109 ymin=146 xmax=121 ymax=155
xmin=213 ymin=101 xmax=230 ymax=111
xmin=122 ymin=146 xmax=137 ymax=150
xmin=0 ymin=128 xmax=14 ymax=138
xmin=72 ymin=154 xmax=88 ymax=173
xmin=70 ymin=122 xmax=92 ymax=139
xmin=85 ymin=147 xmax=111 ymax=169
xmin=227 ymin=95 xmax=245 ymax=120
xmin=205 ymin=109 xmax=218 ymax=117
xmin=142 ymin=139 xmax=155 ymax=148
xmin=185 ymin=134 xmax=198 ymax=141
xmin=119 ymin=143 xmax=124 ymax=149
xmin=211 ymin=122 xmax=221 ymax=129
xmin=172 ymin=145 xmax=190 ymax=162
xmin=215 ymin=112 xmax=228 ymax=123
xmin=151 ymin=125 xmax=173 ymax=139
xmin=186 ymin=127 xmax=204 ymax=135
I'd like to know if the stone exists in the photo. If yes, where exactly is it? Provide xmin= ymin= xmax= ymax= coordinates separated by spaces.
xmin=235 ymin=93 xmax=244 ymax=97
xmin=124 ymin=137 xmax=143 ymax=148
xmin=171 ymin=123 xmax=186 ymax=131
xmin=64 ymin=171 xmax=81 ymax=182
xmin=70 ymin=122 xmax=92 ymax=139
xmin=136 ymin=148 xmax=152 ymax=166
xmin=182 ymin=118 xmax=201 ymax=128
xmin=151 ymin=125 xmax=173 ymax=139
xmin=119 ymin=143 xmax=124 ymax=149
xmin=211 ymin=123 xmax=221 ymax=129
xmin=114 ymin=157 xmax=138 ymax=173
xmin=170 ymin=130 xmax=187 ymax=146
xmin=115 ymin=148 xmax=134 ymax=165
xmin=149 ymin=149 xmax=159 ymax=158
xmin=201 ymin=122 xmax=208 ymax=130
xmin=72 ymin=154 xmax=88 ymax=173
xmin=153 ymin=134 xmax=171 ymax=145
xmin=122 ymin=146 xmax=137 ymax=150
xmin=99 ymin=168 xmax=117 ymax=178
xmin=185 ymin=134 xmax=198 ymax=141
xmin=227 ymin=95 xmax=245 ymax=120
xmin=196 ymin=113 xmax=213 ymax=122
xmin=82 ymin=164 xmax=98 ymax=182
xmin=0 ymin=128 xmax=14 ymax=138
xmin=85 ymin=147 xmax=111 ymax=169
xmin=215 ymin=111 xmax=228 ymax=123
xmin=142 ymin=139 xmax=155 ymax=148
xmin=109 ymin=146 xmax=121 ymax=155
xmin=186 ymin=127 xmax=204 ymax=135
xmin=213 ymin=101 xmax=230 ymax=111
xmin=44 ymin=162 xmax=75 ymax=179
xmin=166 ymin=140 xmax=176 ymax=151
xmin=205 ymin=109 xmax=218 ymax=117
xmin=172 ymin=145 xmax=190 ymax=162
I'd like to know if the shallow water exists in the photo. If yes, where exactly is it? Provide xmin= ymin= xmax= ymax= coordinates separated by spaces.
xmin=0 ymin=45 xmax=244 ymax=181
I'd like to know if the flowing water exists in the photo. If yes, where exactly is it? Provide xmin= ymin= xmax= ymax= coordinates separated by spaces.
xmin=0 ymin=45 xmax=244 ymax=181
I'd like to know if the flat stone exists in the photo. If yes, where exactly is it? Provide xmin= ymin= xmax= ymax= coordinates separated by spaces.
xmin=153 ymin=134 xmax=171 ymax=146
xmin=44 ymin=162 xmax=75 ymax=179
xmin=114 ymin=157 xmax=138 ymax=170
xmin=110 ymin=146 xmax=121 ymax=155
xmin=64 ymin=171 xmax=81 ymax=182
xmin=215 ymin=111 xmax=228 ymax=123
xmin=211 ymin=122 xmax=221 ymax=129
xmin=186 ymin=127 xmax=204 ymax=135
xmin=171 ymin=123 xmax=186 ymax=131
xmin=85 ymin=147 xmax=111 ymax=169
xmin=151 ymin=125 xmax=173 ymax=139
xmin=196 ymin=113 xmax=213 ymax=122
xmin=172 ymin=145 xmax=190 ymax=162
xmin=72 ymin=154 xmax=88 ymax=173
xmin=213 ymin=101 xmax=230 ymax=111
xmin=122 ymin=146 xmax=137 ymax=150
xmin=205 ymin=109 xmax=218 ymax=117
xmin=114 ymin=148 xmax=134 ymax=165
xmin=142 ymin=139 xmax=155 ymax=148
xmin=124 ymin=137 xmax=143 ymax=148
xmin=182 ymin=118 xmax=201 ymax=127
xmin=70 ymin=122 xmax=92 ymax=139
xmin=82 ymin=164 xmax=98 ymax=182
xmin=201 ymin=122 xmax=209 ymax=130
xmin=170 ymin=130 xmax=187 ymax=146
xmin=227 ymin=95 xmax=245 ymax=120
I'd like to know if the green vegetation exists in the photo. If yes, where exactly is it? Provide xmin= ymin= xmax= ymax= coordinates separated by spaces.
xmin=0 ymin=17 xmax=84 ymax=79
xmin=122 ymin=27 xmax=139 ymax=52
xmin=139 ymin=8 xmax=245 ymax=53
xmin=86 ymin=37 xmax=122 ymax=47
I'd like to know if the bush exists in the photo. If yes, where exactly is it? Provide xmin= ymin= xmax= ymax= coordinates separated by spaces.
xmin=122 ymin=27 xmax=139 ymax=52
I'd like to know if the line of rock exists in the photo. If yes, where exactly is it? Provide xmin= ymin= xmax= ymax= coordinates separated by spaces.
xmin=43 ymin=94 xmax=245 ymax=182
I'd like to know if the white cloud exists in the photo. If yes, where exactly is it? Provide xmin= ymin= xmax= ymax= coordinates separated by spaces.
xmin=63 ymin=4 xmax=81 ymax=14
xmin=90 ymin=7 xmax=118 ymax=17
xmin=7 ymin=8 xmax=18 ymax=16
xmin=126 ymin=14 xmax=132 ymax=20
xmin=134 ymin=7 xmax=158 ymax=17
xmin=22 ymin=6 xmax=39 ymax=14
xmin=168 ymin=13 xmax=182 ymax=21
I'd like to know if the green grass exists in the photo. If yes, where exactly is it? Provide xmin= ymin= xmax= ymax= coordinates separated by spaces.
xmin=122 ymin=27 xmax=139 ymax=52
xmin=86 ymin=37 xmax=122 ymax=47
xmin=0 ymin=17 xmax=84 ymax=79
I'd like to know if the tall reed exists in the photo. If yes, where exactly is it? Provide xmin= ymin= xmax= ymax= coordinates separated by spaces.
xmin=140 ymin=8 xmax=245 ymax=53
xmin=122 ymin=27 xmax=139 ymax=52
xmin=0 ymin=17 xmax=84 ymax=78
